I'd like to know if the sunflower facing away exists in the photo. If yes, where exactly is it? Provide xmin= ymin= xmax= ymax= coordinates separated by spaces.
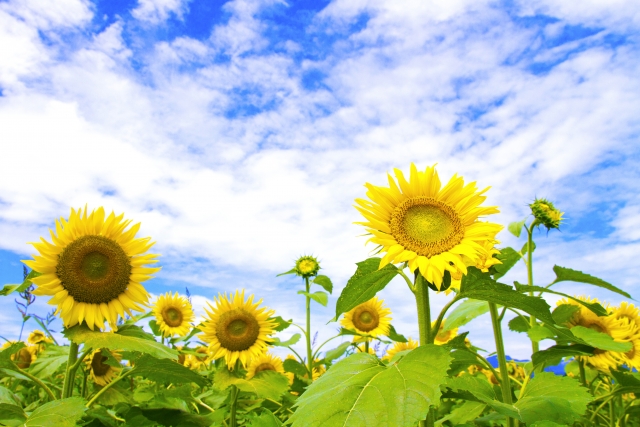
xmin=341 ymin=297 xmax=392 ymax=338
xmin=23 ymin=206 xmax=160 ymax=331
xmin=382 ymin=337 xmax=419 ymax=362
xmin=200 ymin=290 xmax=277 ymax=368
xmin=246 ymin=352 xmax=285 ymax=379
xmin=87 ymin=349 xmax=122 ymax=386
xmin=1 ymin=342 xmax=38 ymax=369
xmin=153 ymin=292 xmax=195 ymax=337
xmin=355 ymin=163 xmax=502 ymax=289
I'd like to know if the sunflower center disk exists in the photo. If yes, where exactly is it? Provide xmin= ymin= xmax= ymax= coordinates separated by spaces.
xmin=255 ymin=363 xmax=276 ymax=374
xmin=353 ymin=308 xmax=379 ymax=332
xmin=91 ymin=352 xmax=111 ymax=376
xmin=163 ymin=307 xmax=184 ymax=327
xmin=216 ymin=309 xmax=261 ymax=352
xmin=390 ymin=197 xmax=464 ymax=258
xmin=57 ymin=235 xmax=132 ymax=304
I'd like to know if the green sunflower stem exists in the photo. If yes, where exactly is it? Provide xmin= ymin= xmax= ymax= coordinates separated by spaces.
xmin=489 ymin=302 xmax=515 ymax=427
xmin=229 ymin=384 xmax=239 ymax=427
xmin=414 ymin=272 xmax=435 ymax=427
xmin=304 ymin=276 xmax=314 ymax=378
xmin=11 ymin=363 xmax=56 ymax=401
xmin=62 ymin=340 xmax=79 ymax=398
xmin=526 ymin=224 xmax=539 ymax=354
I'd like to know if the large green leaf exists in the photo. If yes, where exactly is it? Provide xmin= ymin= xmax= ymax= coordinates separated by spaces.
xmin=132 ymin=354 xmax=208 ymax=386
xmin=435 ymin=401 xmax=485 ymax=427
xmin=552 ymin=304 xmax=581 ymax=325
xmin=0 ymin=385 xmax=20 ymax=405
xmin=569 ymin=326 xmax=632 ymax=352
xmin=283 ymin=358 xmax=308 ymax=377
xmin=527 ymin=325 xmax=555 ymax=343
xmin=289 ymin=345 xmax=451 ymax=427
xmin=444 ymin=375 xmax=519 ymax=419
xmin=515 ymin=372 xmax=592 ymax=425
xmin=0 ymin=403 xmax=26 ymax=427
xmin=24 ymin=397 xmax=85 ymax=427
xmin=514 ymin=283 xmax=608 ymax=316
xmin=459 ymin=269 xmax=554 ymax=324
xmin=64 ymin=324 xmax=178 ymax=360
xmin=313 ymin=275 xmax=333 ymax=294
xmin=28 ymin=345 xmax=69 ymax=378
xmin=508 ymin=316 xmax=530 ymax=333
xmin=386 ymin=324 xmax=408 ymax=343
xmin=443 ymin=299 xmax=489 ymax=332
xmin=552 ymin=266 xmax=631 ymax=298
xmin=335 ymin=258 xmax=398 ymax=319
xmin=247 ymin=409 xmax=283 ymax=427
xmin=215 ymin=369 xmax=289 ymax=400
xmin=531 ymin=345 xmax=595 ymax=370
xmin=323 ymin=342 xmax=352 ymax=363
xmin=0 ymin=270 xmax=41 ymax=296
xmin=492 ymin=247 xmax=520 ymax=279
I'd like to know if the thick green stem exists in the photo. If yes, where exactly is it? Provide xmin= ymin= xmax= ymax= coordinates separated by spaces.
xmin=229 ymin=384 xmax=239 ymax=427
xmin=62 ymin=341 xmax=79 ymax=398
xmin=489 ymin=302 xmax=515 ymax=427
xmin=414 ymin=273 xmax=433 ymax=345
xmin=304 ymin=277 xmax=314 ymax=378
xmin=86 ymin=368 xmax=134 ymax=408
xmin=526 ymin=225 xmax=539 ymax=354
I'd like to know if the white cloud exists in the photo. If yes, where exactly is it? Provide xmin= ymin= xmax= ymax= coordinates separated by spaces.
xmin=132 ymin=0 xmax=189 ymax=23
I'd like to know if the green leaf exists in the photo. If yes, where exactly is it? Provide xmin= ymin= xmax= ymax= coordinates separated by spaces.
xmin=247 ymin=409 xmax=283 ymax=427
xmin=271 ymin=316 xmax=292 ymax=332
xmin=527 ymin=325 xmax=555 ymax=343
xmin=508 ymin=316 xmax=530 ymax=333
xmin=444 ymin=375 xmax=519 ymax=419
xmin=132 ymin=354 xmax=208 ymax=386
xmin=117 ymin=324 xmax=157 ymax=340
xmin=459 ymin=269 xmax=554 ymax=325
xmin=444 ymin=299 xmax=489 ymax=332
xmin=298 ymin=290 xmax=328 ymax=306
xmin=335 ymin=258 xmax=398 ymax=320
xmin=435 ymin=401 xmax=485 ymax=427
xmin=148 ymin=319 xmax=161 ymax=336
xmin=0 ymin=270 xmax=41 ymax=296
xmin=289 ymin=345 xmax=452 ymax=427
xmin=0 ymin=385 xmax=20 ymax=405
xmin=64 ymin=324 xmax=178 ymax=360
xmin=24 ymin=397 xmax=86 ymax=427
xmin=28 ymin=345 xmax=69 ymax=378
xmin=276 ymin=268 xmax=297 ymax=277
xmin=323 ymin=342 xmax=351 ymax=363
xmin=508 ymin=219 xmax=527 ymax=238
xmin=492 ymin=247 xmax=521 ymax=279
xmin=552 ymin=304 xmax=581 ymax=325
xmin=0 ymin=342 xmax=24 ymax=368
xmin=552 ymin=266 xmax=631 ymax=298
xmin=569 ymin=326 xmax=633 ymax=352
xmin=447 ymin=350 xmax=480 ymax=376
xmin=0 ymin=403 xmax=26 ymax=427
xmin=386 ymin=324 xmax=408 ymax=342
xmin=215 ymin=369 xmax=289 ymax=400
xmin=283 ymin=358 xmax=308 ymax=377
xmin=514 ymin=372 xmax=592 ymax=425
xmin=531 ymin=345 xmax=595 ymax=370
xmin=514 ymin=283 xmax=608 ymax=316
xmin=313 ymin=275 xmax=333 ymax=294
xmin=520 ymin=241 xmax=536 ymax=257
xmin=138 ymin=408 xmax=216 ymax=427
xmin=271 ymin=333 xmax=301 ymax=347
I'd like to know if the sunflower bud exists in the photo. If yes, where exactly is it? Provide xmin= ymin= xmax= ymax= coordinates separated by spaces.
xmin=530 ymin=198 xmax=564 ymax=230
xmin=294 ymin=255 xmax=321 ymax=278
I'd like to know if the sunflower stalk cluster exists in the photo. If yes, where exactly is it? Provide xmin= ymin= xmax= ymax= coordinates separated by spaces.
xmin=0 ymin=166 xmax=638 ymax=427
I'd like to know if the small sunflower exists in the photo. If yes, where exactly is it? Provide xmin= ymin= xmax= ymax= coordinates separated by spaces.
xmin=183 ymin=346 xmax=212 ymax=370
xmin=27 ymin=330 xmax=52 ymax=345
xmin=341 ymin=297 xmax=392 ymax=338
xmin=1 ymin=342 xmax=38 ymax=369
xmin=246 ymin=352 xmax=285 ymax=379
xmin=153 ymin=292 xmax=195 ymax=337
xmin=530 ymin=198 xmax=564 ymax=230
xmin=355 ymin=163 xmax=502 ymax=289
xmin=87 ymin=349 xmax=122 ymax=386
xmin=23 ymin=206 xmax=160 ymax=331
xmin=200 ymin=290 xmax=276 ymax=368
xmin=294 ymin=255 xmax=320 ymax=278
xmin=432 ymin=320 xmax=458 ymax=345
xmin=382 ymin=337 xmax=418 ymax=361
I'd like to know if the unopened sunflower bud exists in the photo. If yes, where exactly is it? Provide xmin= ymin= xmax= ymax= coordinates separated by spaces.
xmin=294 ymin=255 xmax=321 ymax=278
xmin=530 ymin=198 xmax=564 ymax=230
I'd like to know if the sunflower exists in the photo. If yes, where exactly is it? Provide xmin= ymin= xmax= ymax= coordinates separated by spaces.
xmin=246 ymin=352 xmax=285 ymax=379
xmin=294 ymin=255 xmax=321 ymax=278
xmin=432 ymin=320 xmax=458 ymax=345
xmin=27 ymin=330 xmax=52 ymax=345
xmin=87 ymin=349 xmax=122 ymax=386
xmin=23 ymin=206 xmax=160 ymax=331
xmin=341 ymin=297 xmax=392 ymax=338
xmin=1 ymin=342 xmax=38 ymax=369
xmin=200 ymin=290 xmax=276 ymax=368
xmin=183 ymin=346 xmax=212 ymax=370
xmin=355 ymin=164 xmax=502 ymax=289
xmin=153 ymin=292 xmax=195 ymax=337
xmin=382 ymin=337 xmax=418 ymax=361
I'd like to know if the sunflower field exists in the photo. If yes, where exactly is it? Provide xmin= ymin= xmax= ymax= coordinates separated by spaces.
xmin=1 ymin=164 xmax=639 ymax=427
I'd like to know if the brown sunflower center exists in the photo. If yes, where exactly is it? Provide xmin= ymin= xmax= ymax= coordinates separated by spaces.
xmin=162 ymin=307 xmax=184 ymax=327
xmin=254 ymin=363 xmax=276 ymax=374
xmin=216 ymin=309 xmax=261 ymax=352
xmin=14 ymin=348 xmax=33 ymax=369
xmin=389 ymin=197 xmax=464 ymax=258
xmin=353 ymin=307 xmax=380 ymax=332
xmin=57 ymin=235 xmax=131 ymax=304
xmin=91 ymin=351 xmax=111 ymax=377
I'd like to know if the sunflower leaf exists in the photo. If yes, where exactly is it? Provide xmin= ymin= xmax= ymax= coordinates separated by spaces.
xmin=492 ymin=247 xmax=521 ymax=279
xmin=270 ymin=316 xmax=292 ymax=332
xmin=289 ymin=345 xmax=451 ymax=427
xmin=335 ymin=258 xmax=398 ymax=320
xmin=514 ymin=283 xmax=608 ymax=316
xmin=552 ymin=304 xmax=581 ymax=325
xmin=271 ymin=333 xmax=301 ymax=347
xmin=298 ymin=290 xmax=328 ymax=306
xmin=0 ymin=270 xmax=41 ymax=297
xmin=521 ymin=241 xmax=536 ymax=257
xmin=0 ymin=342 xmax=24 ymax=369
xmin=508 ymin=316 xmax=530 ymax=333
xmin=247 ymin=409 xmax=283 ymax=427
xmin=444 ymin=299 xmax=489 ymax=332
xmin=386 ymin=324 xmax=408 ymax=343
xmin=552 ymin=266 xmax=631 ymax=298
xmin=313 ymin=275 xmax=333 ymax=294
xmin=28 ymin=345 xmax=68 ymax=378
xmin=323 ymin=342 xmax=351 ymax=363
xmin=531 ymin=344 xmax=595 ymax=370
xmin=569 ymin=326 xmax=632 ymax=352
xmin=276 ymin=268 xmax=297 ymax=277
xmin=283 ymin=358 xmax=308 ymax=377
xmin=148 ymin=320 xmax=162 ymax=336
xmin=64 ymin=324 xmax=178 ymax=360
xmin=508 ymin=218 xmax=527 ymax=238
xmin=24 ymin=397 xmax=86 ymax=427
xmin=0 ymin=403 xmax=27 ymax=426
xmin=527 ymin=325 xmax=556 ymax=343
xmin=132 ymin=354 xmax=208 ymax=386
xmin=215 ymin=369 xmax=289 ymax=400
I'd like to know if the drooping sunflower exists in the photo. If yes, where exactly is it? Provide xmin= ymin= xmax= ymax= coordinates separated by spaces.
xmin=355 ymin=163 xmax=502 ymax=289
xmin=1 ymin=342 xmax=38 ymax=369
xmin=341 ymin=297 xmax=392 ymax=338
xmin=87 ymin=349 xmax=122 ymax=386
xmin=23 ymin=206 xmax=160 ymax=331
xmin=27 ymin=330 xmax=52 ymax=345
xmin=432 ymin=320 xmax=459 ymax=345
xmin=153 ymin=292 xmax=195 ymax=337
xmin=200 ymin=290 xmax=276 ymax=368
xmin=382 ymin=337 xmax=418 ymax=361
xmin=246 ymin=352 xmax=285 ymax=379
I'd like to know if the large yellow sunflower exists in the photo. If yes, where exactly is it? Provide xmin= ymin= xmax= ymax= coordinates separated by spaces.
xmin=246 ymin=352 xmax=285 ymax=379
xmin=153 ymin=292 xmax=195 ymax=337
xmin=355 ymin=163 xmax=502 ymax=289
xmin=23 ymin=206 xmax=160 ymax=331
xmin=199 ymin=290 xmax=276 ymax=368
xmin=341 ymin=297 xmax=392 ymax=338
xmin=382 ymin=337 xmax=418 ymax=361
xmin=87 ymin=349 xmax=122 ymax=386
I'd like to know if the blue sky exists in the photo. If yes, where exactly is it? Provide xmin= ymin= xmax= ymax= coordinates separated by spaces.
xmin=0 ymin=0 xmax=639 ymax=359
